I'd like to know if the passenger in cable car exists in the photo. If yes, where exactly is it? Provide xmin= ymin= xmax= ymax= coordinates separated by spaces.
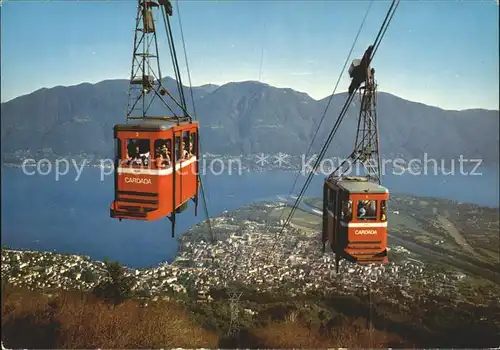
xmin=342 ymin=200 xmax=352 ymax=220
xmin=358 ymin=203 xmax=366 ymax=218
xmin=160 ymin=143 xmax=172 ymax=167
xmin=188 ymin=140 xmax=194 ymax=157
xmin=130 ymin=145 xmax=143 ymax=166
xmin=125 ymin=141 xmax=137 ymax=166
xmin=125 ymin=140 xmax=150 ymax=167
xmin=155 ymin=145 xmax=171 ymax=168
xmin=359 ymin=200 xmax=376 ymax=219
xmin=161 ymin=143 xmax=172 ymax=168
xmin=182 ymin=144 xmax=189 ymax=159
xmin=163 ymin=148 xmax=172 ymax=167
xmin=155 ymin=147 xmax=165 ymax=168
xmin=380 ymin=200 xmax=387 ymax=221
xmin=183 ymin=140 xmax=194 ymax=159
xmin=357 ymin=200 xmax=376 ymax=220
xmin=125 ymin=140 xmax=139 ymax=166
xmin=140 ymin=149 xmax=150 ymax=166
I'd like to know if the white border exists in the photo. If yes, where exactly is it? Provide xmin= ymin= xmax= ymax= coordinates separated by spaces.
xmin=341 ymin=222 xmax=387 ymax=228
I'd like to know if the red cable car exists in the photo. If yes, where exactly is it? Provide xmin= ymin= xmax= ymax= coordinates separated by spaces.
xmin=323 ymin=176 xmax=388 ymax=272
xmin=109 ymin=0 xmax=199 ymax=235
xmin=110 ymin=120 xmax=199 ymax=223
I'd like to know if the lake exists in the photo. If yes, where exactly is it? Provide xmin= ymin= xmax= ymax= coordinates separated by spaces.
xmin=1 ymin=165 xmax=498 ymax=268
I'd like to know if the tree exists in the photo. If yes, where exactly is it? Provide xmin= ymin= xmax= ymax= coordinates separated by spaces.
xmin=92 ymin=260 xmax=134 ymax=305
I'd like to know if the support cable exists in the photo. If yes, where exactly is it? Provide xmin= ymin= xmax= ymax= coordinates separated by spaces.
xmin=175 ymin=0 xmax=215 ymax=244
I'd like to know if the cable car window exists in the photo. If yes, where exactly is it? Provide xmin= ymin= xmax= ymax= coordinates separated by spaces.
xmin=182 ymin=131 xmax=190 ymax=159
xmin=174 ymin=136 xmax=181 ymax=162
xmin=154 ymin=139 xmax=172 ymax=168
xmin=357 ymin=199 xmax=377 ymax=220
xmin=380 ymin=200 xmax=387 ymax=221
xmin=125 ymin=139 xmax=150 ymax=167
xmin=341 ymin=200 xmax=352 ymax=221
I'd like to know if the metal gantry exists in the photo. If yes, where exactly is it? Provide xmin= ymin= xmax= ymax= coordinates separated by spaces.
xmin=227 ymin=289 xmax=242 ymax=336
xmin=352 ymin=67 xmax=381 ymax=184
xmin=327 ymin=46 xmax=382 ymax=184
xmin=126 ymin=0 xmax=190 ymax=123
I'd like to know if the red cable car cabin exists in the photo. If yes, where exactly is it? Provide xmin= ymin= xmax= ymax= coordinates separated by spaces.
xmin=322 ymin=176 xmax=389 ymax=271
xmin=110 ymin=119 xmax=199 ymax=222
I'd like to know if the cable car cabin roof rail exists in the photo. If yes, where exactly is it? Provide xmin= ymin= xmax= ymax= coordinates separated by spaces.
xmin=127 ymin=115 xmax=193 ymax=123
xmin=326 ymin=176 xmax=388 ymax=194
xmin=114 ymin=119 xmax=198 ymax=134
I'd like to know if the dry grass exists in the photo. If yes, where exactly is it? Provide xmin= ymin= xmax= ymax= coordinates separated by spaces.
xmin=2 ymin=284 xmax=411 ymax=348
xmin=250 ymin=312 xmax=410 ymax=348
xmin=2 ymin=285 xmax=218 ymax=349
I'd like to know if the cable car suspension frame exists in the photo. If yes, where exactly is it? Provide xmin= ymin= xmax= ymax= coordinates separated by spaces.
xmin=126 ymin=0 xmax=191 ymax=124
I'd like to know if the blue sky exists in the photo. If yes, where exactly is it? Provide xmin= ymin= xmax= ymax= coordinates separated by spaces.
xmin=1 ymin=0 xmax=498 ymax=110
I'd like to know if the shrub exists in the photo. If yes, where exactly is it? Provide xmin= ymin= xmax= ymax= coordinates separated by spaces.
xmin=92 ymin=260 xmax=133 ymax=305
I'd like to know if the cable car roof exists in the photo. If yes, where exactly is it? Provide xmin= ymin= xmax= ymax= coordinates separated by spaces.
xmin=326 ymin=176 xmax=388 ymax=194
xmin=114 ymin=117 xmax=198 ymax=132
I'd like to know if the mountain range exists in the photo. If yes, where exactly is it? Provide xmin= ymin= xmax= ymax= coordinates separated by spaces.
xmin=1 ymin=78 xmax=499 ymax=165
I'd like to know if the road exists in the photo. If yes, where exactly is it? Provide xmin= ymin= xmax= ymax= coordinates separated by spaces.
xmin=437 ymin=215 xmax=477 ymax=256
